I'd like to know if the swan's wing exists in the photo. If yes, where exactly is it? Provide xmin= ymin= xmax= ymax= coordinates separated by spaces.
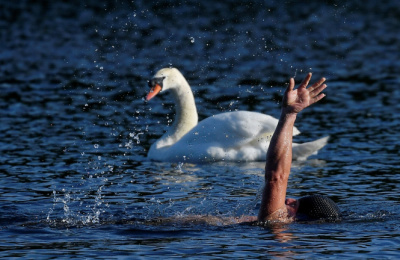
xmin=156 ymin=111 xmax=302 ymax=163
xmin=184 ymin=111 xmax=299 ymax=148
xmin=199 ymin=111 xmax=277 ymax=148
xmin=164 ymin=111 xmax=273 ymax=161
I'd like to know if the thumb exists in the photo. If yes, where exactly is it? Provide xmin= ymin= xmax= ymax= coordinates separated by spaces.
xmin=286 ymin=78 xmax=295 ymax=93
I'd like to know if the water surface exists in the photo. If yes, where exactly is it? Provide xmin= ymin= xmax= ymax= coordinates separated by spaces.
xmin=1 ymin=0 xmax=399 ymax=258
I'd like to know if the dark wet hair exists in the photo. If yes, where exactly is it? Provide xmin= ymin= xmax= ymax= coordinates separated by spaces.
xmin=296 ymin=195 xmax=341 ymax=221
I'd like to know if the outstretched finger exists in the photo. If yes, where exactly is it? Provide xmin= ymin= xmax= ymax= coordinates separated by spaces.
xmin=308 ymin=77 xmax=326 ymax=92
xmin=299 ymin=72 xmax=312 ymax=89
xmin=311 ymin=93 xmax=326 ymax=104
xmin=310 ymin=84 xmax=327 ymax=98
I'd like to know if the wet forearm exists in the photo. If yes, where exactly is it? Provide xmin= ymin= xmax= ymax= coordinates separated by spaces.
xmin=265 ymin=111 xmax=297 ymax=178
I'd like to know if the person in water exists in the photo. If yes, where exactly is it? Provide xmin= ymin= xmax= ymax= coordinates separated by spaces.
xmin=157 ymin=73 xmax=341 ymax=225
xmin=232 ymin=73 xmax=340 ymax=224
xmin=255 ymin=72 xmax=341 ymax=223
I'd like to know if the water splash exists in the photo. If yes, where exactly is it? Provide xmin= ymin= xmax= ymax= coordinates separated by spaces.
xmin=124 ymin=132 xmax=143 ymax=149
xmin=46 ymin=180 xmax=109 ymax=226
xmin=175 ymin=162 xmax=184 ymax=173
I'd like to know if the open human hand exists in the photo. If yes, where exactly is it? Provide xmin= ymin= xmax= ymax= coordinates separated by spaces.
xmin=282 ymin=73 xmax=327 ymax=114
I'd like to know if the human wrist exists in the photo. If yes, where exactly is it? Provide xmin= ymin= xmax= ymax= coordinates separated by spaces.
xmin=280 ymin=109 xmax=298 ymax=120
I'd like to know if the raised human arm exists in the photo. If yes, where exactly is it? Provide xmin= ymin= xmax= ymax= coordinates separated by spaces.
xmin=258 ymin=73 xmax=327 ymax=221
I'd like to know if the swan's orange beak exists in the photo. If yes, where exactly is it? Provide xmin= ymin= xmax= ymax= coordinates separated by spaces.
xmin=146 ymin=84 xmax=162 ymax=101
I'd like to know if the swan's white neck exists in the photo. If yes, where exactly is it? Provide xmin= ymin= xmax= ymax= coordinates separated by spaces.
xmin=150 ymin=74 xmax=198 ymax=153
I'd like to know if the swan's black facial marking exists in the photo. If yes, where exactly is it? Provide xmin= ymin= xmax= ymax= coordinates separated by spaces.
xmin=148 ymin=77 xmax=165 ymax=89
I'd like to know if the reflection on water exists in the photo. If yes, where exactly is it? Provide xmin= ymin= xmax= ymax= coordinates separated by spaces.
xmin=1 ymin=0 xmax=400 ymax=258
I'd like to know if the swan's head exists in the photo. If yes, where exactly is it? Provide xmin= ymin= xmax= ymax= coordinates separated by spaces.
xmin=146 ymin=68 xmax=186 ymax=101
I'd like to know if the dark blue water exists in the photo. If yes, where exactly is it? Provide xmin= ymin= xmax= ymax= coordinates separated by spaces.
xmin=1 ymin=0 xmax=400 ymax=258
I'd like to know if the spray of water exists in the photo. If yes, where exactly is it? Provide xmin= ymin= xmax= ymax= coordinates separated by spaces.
xmin=47 ymin=178 xmax=109 ymax=226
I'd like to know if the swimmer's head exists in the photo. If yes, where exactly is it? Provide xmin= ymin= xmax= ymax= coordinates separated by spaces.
xmin=296 ymin=195 xmax=341 ymax=222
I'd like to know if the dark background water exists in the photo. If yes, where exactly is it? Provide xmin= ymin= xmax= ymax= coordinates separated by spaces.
xmin=1 ymin=0 xmax=399 ymax=258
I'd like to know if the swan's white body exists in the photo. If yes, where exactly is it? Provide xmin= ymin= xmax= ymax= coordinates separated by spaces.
xmin=146 ymin=68 xmax=328 ymax=163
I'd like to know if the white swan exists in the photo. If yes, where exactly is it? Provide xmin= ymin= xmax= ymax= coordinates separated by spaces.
xmin=146 ymin=67 xmax=328 ymax=163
